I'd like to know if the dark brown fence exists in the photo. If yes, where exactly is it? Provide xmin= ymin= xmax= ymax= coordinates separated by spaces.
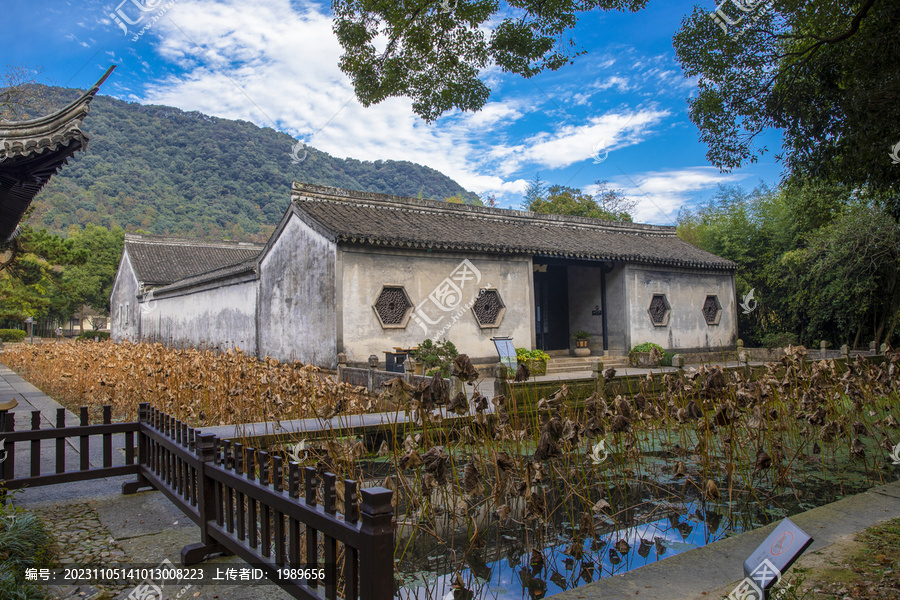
xmin=0 ymin=406 xmax=139 ymax=488
xmin=0 ymin=403 xmax=394 ymax=600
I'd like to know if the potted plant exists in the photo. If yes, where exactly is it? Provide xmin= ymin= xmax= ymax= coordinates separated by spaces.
xmin=516 ymin=348 xmax=549 ymax=376
xmin=572 ymin=331 xmax=591 ymax=356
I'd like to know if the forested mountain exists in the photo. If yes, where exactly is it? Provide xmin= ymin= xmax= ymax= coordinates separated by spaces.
xmin=26 ymin=86 xmax=479 ymax=241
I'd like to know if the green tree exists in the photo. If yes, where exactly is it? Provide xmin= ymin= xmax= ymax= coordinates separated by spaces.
xmin=677 ymin=182 xmax=900 ymax=349
xmin=60 ymin=224 xmax=125 ymax=316
xmin=523 ymin=173 xmax=547 ymax=210
xmin=525 ymin=181 xmax=634 ymax=221
xmin=333 ymin=0 xmax=648 ymax=121
xmin=796 ymin=202 xmax=900 ymax=349
xmin=673 ymin=0 xmax=900 ymax=217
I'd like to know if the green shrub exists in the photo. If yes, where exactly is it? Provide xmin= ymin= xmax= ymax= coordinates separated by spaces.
xmin=629 ymin=342 xmax=665 ymax=354
xmin=0 ymin=329 xmax=26 ymax=343
xmin=411 ymin=339 xmax=458 ymax=378
xmin=515 ymin=348 xmax=549 ymax=363
xmin=761 ymin=332 xmax=799 ymax=349
xmin=660 ymin=352 xmax=675 ymax=367
xmin=75 ymin=330 xmax=110 ymax=341
xmin=0 ymin=489 xmax=56 ymax=599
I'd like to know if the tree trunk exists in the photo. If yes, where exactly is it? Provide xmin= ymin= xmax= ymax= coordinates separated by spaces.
xmin=852 ymin=323 xmax=862 ymax=351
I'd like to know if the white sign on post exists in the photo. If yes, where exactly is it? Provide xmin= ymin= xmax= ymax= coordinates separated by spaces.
xmin=491 ymin=337 xmax=517 ymax=376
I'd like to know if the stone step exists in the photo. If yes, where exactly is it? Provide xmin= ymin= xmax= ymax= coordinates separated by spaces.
xmin=545 ymin=356 xmax=629 ymax=374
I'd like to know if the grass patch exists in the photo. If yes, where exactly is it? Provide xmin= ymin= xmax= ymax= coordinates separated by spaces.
xmin=0 ymin=490 xmax=57 ymax=600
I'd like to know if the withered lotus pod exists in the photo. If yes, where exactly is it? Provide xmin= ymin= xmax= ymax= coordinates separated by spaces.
xmin=615 ymin=396 xmax=632 ymax=419
xmin=525 ymin=493 xmax=546 ymax=521
xmin=448 ymin=391 xmax=469 ymax=415
xmin=755 ymin=449 xmax=772 ymax=471
xmin=422 ymin=446 xmax=450 ymax=483
xmin=633 ymin=393 xmax=647 ymax=411
xmin=463 ymin=461 xmax=484 ymax=496
xmin=704 ymin=479 xmax=720 ymax=501
xmin=399 ymin=451 xmax=422 ymax=469
xmin=850 ymin=437 xmax=866 ymax=459
xmin=534 ymin=431 xmax=562 ymax=461
xmin=602 ymin=367 xmax=616 ymax=379
xmin=495 ymin=504 xmax=511 ymax=522
xmin=473 ymin=393 xmax=489 ymax=413
xmin=565 ymin=540 xmax=584 ymax=559
xmin=686 ymin=401 xmax=703 ymax=419
xmin=514 ymin=363 xmax=530 ymax=382
xmin=495 ymin=451 xmax=516 ymax=472
xmin=611 ymin=414 xmax=632 ymax=433
xmin=615 ymin=539 xmax=631 ymax=553
xmin=451 ymin=354 xmax=479 ymax=383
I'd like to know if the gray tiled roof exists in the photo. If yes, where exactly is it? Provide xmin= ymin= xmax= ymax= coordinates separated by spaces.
xmin=125 ymin=234 xmax=264 ymax=286
xmin=290 ymin=184 xmax=736 ymax=270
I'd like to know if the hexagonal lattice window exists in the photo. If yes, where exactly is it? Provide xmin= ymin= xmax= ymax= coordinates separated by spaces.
xmin=373 ymin=286 xmax=413 ymax=329
xmin=647 ymin=294 xmax=671 ymax=327
xmin=702 ymin=295 xmax=722 ymax=326
xmin=471 ymin=289 xmax=506 ymax=328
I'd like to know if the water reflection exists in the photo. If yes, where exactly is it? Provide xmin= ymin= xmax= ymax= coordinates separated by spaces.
xmin=400 ymin=502 xmax=736 ymax=600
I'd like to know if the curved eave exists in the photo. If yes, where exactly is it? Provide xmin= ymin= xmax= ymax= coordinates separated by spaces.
xmin=0 ymin=66 xmax=115 ymax=241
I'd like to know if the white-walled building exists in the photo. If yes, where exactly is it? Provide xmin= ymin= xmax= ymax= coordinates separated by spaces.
xmin=111 ymin=183 xmax=738 ymax=368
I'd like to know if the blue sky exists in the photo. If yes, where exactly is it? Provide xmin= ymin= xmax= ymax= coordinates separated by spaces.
xmin=7 ymin=0 xmax=783 ymax=224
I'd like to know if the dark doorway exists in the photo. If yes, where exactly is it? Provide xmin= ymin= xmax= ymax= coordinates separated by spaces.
xmin=534 ymin=265 xmax=569 ymax=350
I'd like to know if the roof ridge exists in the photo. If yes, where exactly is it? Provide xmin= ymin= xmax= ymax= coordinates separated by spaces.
xmin=291 ymin=182 xmax=676 ymax=236
xmin=124 ymin=233 xmax=265 ymax=248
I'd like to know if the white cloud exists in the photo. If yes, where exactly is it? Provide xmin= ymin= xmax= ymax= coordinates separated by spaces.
xmin=486 ymin=108 xmax=670 ymax=176
xmin=105 ymin=0 xmax=722 ymax=209
xmin=597 ymin=167 xmax=745 ymax=225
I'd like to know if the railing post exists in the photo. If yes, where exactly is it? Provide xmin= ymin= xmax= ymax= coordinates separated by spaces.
xmin=592 ymin=360 xmax=604 ymax=396
xmin=358 ymin=487 xmax=394 ymax=600
xmin=337 ymin=352 xmax=348 ymax=384
xmin=181 ymin=432 xmax=229 ymax=565
xmin=368 ymin=354 xmax=378 ymax=393
xmin=122 ymin=402 xmax=155 ymax=495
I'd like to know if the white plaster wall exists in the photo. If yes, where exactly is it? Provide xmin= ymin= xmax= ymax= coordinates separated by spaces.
xmin=258 ymin=214 xmax=337 ymax=367
xmin=625 ymin=265 xmax=737 ymax=352
xmin=340 ymin=249 xmax=533 ymax=364
xmin=139 ymin=280 xmax=257 ymax=354
xmin=109 ymin=251 xmax=140 ymax=342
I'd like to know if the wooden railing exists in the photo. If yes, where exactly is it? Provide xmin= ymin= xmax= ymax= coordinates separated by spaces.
xmin=0 ymin=403 xmax=394 ymax=600
xmin=1 ymin=406 xmax=139 ymax=488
